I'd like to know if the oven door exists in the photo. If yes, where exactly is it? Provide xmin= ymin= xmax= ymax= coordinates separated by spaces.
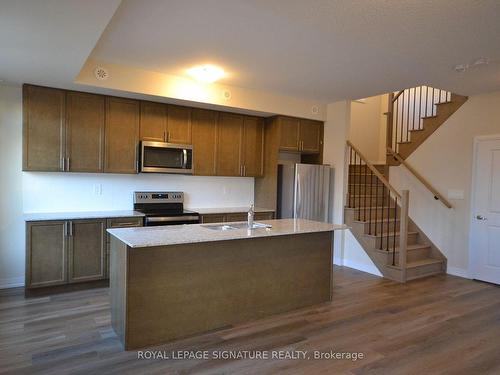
xmin=144 ymin=215 xmax=200 ymax=226
xmin=140 ymin=141 xmax=193 ymax=174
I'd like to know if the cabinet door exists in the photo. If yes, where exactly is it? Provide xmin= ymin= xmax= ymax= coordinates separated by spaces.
xmin=68 ymin=220 xmax=106 ymax=282
xmin=191 ymin=109 xmax=217 ymax=176
xmin=23 ymin=85 xmax=65 ymax=171
xmin=140 ymin=101 xmax=167 ymax=142
xmin=242 ymin=117 xmax=264 ymax=177
xmin=26 ymin=221 xmax=67 ymax=288
xmin=225 ymin=213 xmax=247 ymax=222
xmin=278 ymin=117 xmax=300 ymax=151
xmin=167 ymin=105 xmax=191 ymax=144
xmin=104 ymin=97 xmax=140 ymax=173
xmin=299 ymin=120 xmax=322 ymax=153
xmin=216 ymin=113 xmax=243 ymax=176
xmin=66 ymin=92 xmax=105 ymax=172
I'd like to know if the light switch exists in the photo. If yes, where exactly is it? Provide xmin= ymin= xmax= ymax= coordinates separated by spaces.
xmin=447 ymin=189 xmax=464 ymax=200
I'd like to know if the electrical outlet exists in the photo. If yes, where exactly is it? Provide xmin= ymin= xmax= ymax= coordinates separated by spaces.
xmin=93 ymin=184 xmax=102 ymax=195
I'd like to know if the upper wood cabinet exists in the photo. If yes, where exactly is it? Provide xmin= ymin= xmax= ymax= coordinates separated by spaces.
xmin=216 ymin=113 xmax=243 ymax=176
xmin=241 ymin=117 xmax=264 ymax=177
xmin=299 ymin=119 xmax=322 ymax=154
xmin=191 ymin=108 xmax=217 ymax=176
xmin=140 ymin=101 xmax=167 ymax=142
xmin=278 ymin=116 xmax=323 ymax=154
xmin=139 ymin=103 xmax=191 ymax=144
xmin=167 ymin=105 xmax=191 ymax=144
xmin=105 ymin=97 xmax=140 ymax=174
xmin=23 ymin=85 xmax=65 ymax=171
xmin=278 ymin=117 xmax=300 ymax=151
xmin=68 ymin=219 xmax=106 ymax=283
xmin=66 ymin=92 xmax=105 ymax=172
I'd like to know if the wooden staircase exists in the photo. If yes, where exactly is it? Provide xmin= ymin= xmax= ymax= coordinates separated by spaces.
xmin=387 ymin=87 xmax=468 ymax=165
xmin=345 ymin=143 xmax=447 ymax=282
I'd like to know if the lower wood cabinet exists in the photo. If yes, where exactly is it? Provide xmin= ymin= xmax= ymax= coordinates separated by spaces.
xmin=200 ymin=211 xmax=274 ymax=224
xmin=26 ymin=216 xmax=143 ymax=290
xmin=68 ymin=220 xmax=106 ymax=283
xmin=26 ymin=221 xmax=67 ymax=288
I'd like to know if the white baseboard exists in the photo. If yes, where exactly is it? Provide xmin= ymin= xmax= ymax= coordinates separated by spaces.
xmin=0 ymin=276 xmax=24 ymax=289
xmin=447 ymin=266 xmax=471 ymax=279
xmin=342 ymin=259 xmax=383 ymax=277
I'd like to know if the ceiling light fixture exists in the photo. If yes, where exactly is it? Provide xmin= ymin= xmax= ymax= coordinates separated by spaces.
xmin=187 ymin=65 xmax=225 ymax=83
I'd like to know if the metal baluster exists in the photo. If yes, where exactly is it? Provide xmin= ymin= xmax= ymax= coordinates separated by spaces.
xmin=369 ymin=170 xmax=373 ymax=234
xmin=392 ymin=197 xmax=398 ymax=266
xmin=349 ymin=147 xmax=353 ymax=207
xmin=412 ymin=88 xmax=416 ymax=133
xmin=357 ymin=153 xmax=361 ymax=220
xmin=386 ymin=190 xmax=391 ymax=251
xmin=380 ymin=185 xmax=385 ymax=249
xmin=363 ymin=161 xmax=367 ymax=222
xmin=374 ymin=177 xmax=379 ymax=236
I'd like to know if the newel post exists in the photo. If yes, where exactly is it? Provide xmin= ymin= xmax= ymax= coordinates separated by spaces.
xmin=399 ymin=190 xmax=410 ymax=282
xmin=386 ymin=92 xmax=394 ymax=152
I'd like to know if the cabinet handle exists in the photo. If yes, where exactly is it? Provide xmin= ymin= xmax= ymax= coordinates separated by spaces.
xmin=69 ymin=221 xmax=73 ymax=236
xmin=60 ymin=158 xmax=64 ymax=171
xmin=166 ymin=131 xmax=170 ymax=142
xmin=244 ymin=165 xmax=246 ymax=176
xmin=66 ymin=157 xmax=70 ymax=171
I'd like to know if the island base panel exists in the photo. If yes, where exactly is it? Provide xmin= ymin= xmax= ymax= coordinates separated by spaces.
xmin=111 ymin=232 xmax=333 ymax=349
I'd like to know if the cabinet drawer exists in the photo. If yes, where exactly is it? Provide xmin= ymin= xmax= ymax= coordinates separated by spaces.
xmin=200 ymin=214 xmax=226 ymax=224
xmin=254 ymin=212 xmax=274 ymax=220
xmin=106 ymin=217 xmax=143 ymax=242
xmin=225 ymin=213 xmax=248 ymax=222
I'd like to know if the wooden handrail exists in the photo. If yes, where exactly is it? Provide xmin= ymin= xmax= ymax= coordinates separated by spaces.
xmin=387 ymin=148 xmax=452 ymax=209
xmin=392 ymin=90 xmax=404 ymax=102
xmin=347 ymin=140 xmax=401 ymax=199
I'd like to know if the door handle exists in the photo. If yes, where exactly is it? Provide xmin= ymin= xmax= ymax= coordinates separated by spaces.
xmin=476 ymin=215 xmax=487 ymax=221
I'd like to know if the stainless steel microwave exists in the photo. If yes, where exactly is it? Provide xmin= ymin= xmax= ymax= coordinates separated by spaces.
xmin=140 ymin=141 xmax=193 ymax=174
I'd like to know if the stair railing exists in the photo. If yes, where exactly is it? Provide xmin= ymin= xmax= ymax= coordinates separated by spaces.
xmin=346 ymin=141 xmax=409 ymax=280
xmin=387 ymin=86 xmax=451 ymax=154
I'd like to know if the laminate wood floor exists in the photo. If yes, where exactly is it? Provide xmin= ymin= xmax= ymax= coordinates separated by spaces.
xmin=1 ymin=266 xmax=499 ymax=375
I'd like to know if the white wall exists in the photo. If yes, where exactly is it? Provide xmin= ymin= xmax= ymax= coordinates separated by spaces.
xmin=389 ymin=90 xmax=500 ymax=277
xmin=323 ymin=100 xmax=381 ymax=276
xmin=0 ymin=84 xmax=255 ymax=288
xmin=350 ymin=95 xmax=387 ymax=164
xmin=0 ymin=84 xmax=25 ymax=288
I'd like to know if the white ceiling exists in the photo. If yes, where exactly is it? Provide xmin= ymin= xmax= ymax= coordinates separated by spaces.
xmin=1 ymin=0 xmax=500 ymax=102
xmin=0 ymin=0 xmax=121 ymax=90
xmin=90 ymin=0 xmax=500 ymax=101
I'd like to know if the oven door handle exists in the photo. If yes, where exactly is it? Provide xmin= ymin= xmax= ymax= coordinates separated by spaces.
xmin=146 ymin=216 xmax=199 ymax=223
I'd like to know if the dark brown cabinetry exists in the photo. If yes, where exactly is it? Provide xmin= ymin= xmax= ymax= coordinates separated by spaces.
xmin=167 ymin=105 xmax=191 ymax=144
xmin=68 ymin=220 xmax=106 ymax=283
xmin=105 ymin=97 xmax=140 ymax=174
xmin=26 ymin=221 xmax=67 ymax=287
xmin=199 ymin=211 xmax=274 ymax=223
xmin=278 ymin=116 xmax=323 ymax=153
xmin=241 ymin=117 xmax=264 ymax=177
xmin=191 ymin=108 xmax=218 ymax=176
xmin=139 ymin=103 xmax=191 ymax=144
xmin=66 ymin=92 xmax=105 ymax=172
xmin=139 ymin=101 xmax=167 ymax=142
xmin=26 ymin=216 xmax=143 ymax=291
xmin=23 ymin=85 xmax=65 ymax=171
xmin=216 ymin=113 xmax=243 ymax=176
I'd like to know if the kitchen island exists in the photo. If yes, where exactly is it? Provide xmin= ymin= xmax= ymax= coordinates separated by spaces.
xmin=107 ymin=219 xmax=346 ymax=349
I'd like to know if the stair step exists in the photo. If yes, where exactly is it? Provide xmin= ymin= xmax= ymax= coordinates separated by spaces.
xmin=397 ymin=141 xmax=411 ymax=144
xmin=365 ymin=230 xmax=418 ymax=239
xmin=375 ymin=244 xmax=431 ymax=262
xmin=421 ymin=115 xmax=438 ymax=120
xmin=376 ymin=243 xmax=430 ymax=253
xmin=406 ymin=258 xmax=443 ymax=268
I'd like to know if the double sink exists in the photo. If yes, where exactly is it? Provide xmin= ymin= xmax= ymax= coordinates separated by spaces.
xmin=203 ymin=222 xmax=272 ymax=231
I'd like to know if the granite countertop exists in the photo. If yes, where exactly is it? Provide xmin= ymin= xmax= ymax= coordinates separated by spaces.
xmin=24 ymin=210 xmax=145 ymax=222
xmin=107 ymin=218 xmax=347 ymax=248
xmin=189 ymin=206 xmax=275 ymax=214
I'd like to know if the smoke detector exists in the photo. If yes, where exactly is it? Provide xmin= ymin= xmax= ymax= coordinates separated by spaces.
xmin=94 ymin=66 xmax=109 ymax=81
xmin=222 ymin=89 xmax=232 ymax=100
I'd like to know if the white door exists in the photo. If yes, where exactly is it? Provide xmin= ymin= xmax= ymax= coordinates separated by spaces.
xmin=471 ymin=137 xmax=500 ymax=284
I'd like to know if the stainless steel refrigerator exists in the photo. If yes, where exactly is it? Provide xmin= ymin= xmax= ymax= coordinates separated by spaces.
xmin=277 ymin=163 xmax=334 ymax=222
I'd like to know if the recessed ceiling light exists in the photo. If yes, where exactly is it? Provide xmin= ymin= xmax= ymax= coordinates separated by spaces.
xmin=187 ymin=65 xmax=225 ymax=83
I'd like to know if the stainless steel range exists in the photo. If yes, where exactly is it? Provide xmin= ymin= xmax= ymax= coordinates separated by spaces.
xmin=134 ymin=191 xmax=200 ymax=226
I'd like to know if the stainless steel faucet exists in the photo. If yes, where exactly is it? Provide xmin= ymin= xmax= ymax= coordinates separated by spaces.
xmin=247 ymin=204 xmax=254 ymax=228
